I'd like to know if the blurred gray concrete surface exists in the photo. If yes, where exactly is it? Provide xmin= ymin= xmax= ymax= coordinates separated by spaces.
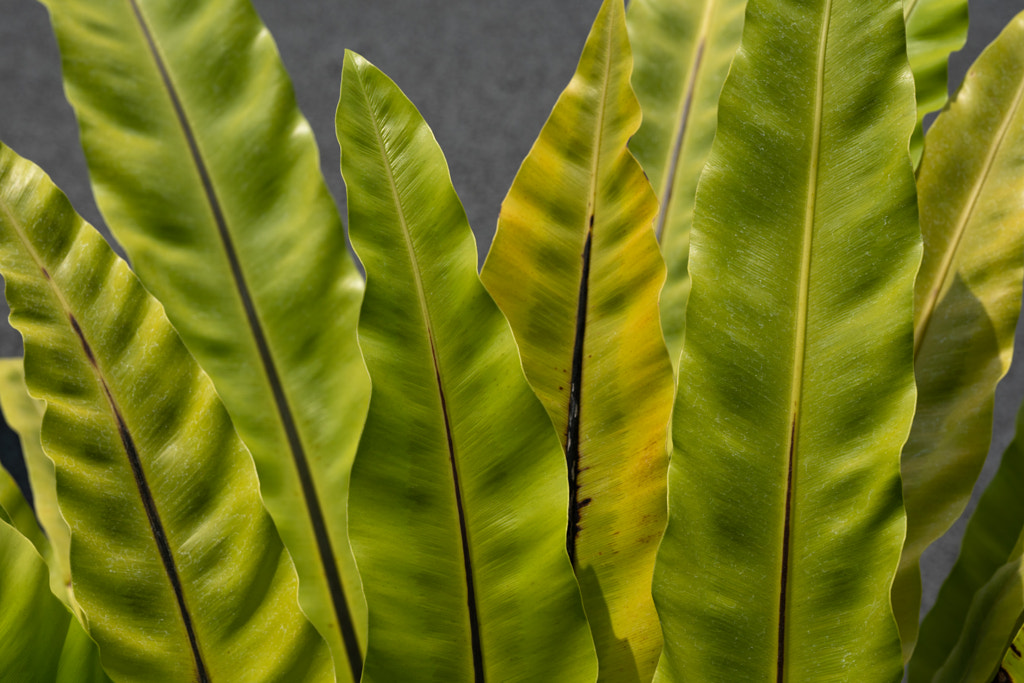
xmin=1 ymin=0 xmax=1023 ymax=637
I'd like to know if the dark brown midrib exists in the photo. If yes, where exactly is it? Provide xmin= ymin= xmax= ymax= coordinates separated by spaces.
xmin=655 ymin=37 xmax=707 ymax=245
xmin=777 ymin=417 xmax=796 ymax=683
xmin=68 ymin=312 xmax=211 ymax=683
xmin=431 ymin=343 xmax=485 ymax=682
xmin=124 ymin=2 xmax=362 ymax=678
xmin=565 ymin=226 xmax=594 ymax=566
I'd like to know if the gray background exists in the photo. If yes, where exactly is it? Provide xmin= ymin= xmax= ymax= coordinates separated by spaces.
xmin=1 ymin=0 xmax=1023 ymax=622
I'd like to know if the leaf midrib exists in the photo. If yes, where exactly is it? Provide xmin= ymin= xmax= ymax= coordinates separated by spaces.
xmin=913 ymin=68 xmax=1024 ymax=359
xmin=122 ymin=2 xmax=362 ymax=677
xmin=0 ymin=192 xmax=209 ymax=682
xmin=654 ymin=0 xmax=715 ymax=245
xmin=778 ymin=1 xmax=831 ymax=678
xmin=565 ymin=8 xmax=616 ymax=567
xmin=353 ymin=65 xmax=485 ymax=682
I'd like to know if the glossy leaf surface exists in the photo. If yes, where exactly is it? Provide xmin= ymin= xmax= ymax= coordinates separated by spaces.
xmin=338 ymin=51 xmax=598 ymax=683
xmin=653 ymin=0 xmax=919 ymax=679
xmin=626 ymin=0 xmax=746 ymax=363
xmin=895 ymin=11 xmax=1024 ymax=660
xmin=39 ymin=1 xmax=369 ymax=674
xmin=481 ymin=1 xmax=672 ymax=679
xmin=0 ymin=143 xmax=333 ymax=682
xmin=904 ymin=0 xmax=969 ymax=162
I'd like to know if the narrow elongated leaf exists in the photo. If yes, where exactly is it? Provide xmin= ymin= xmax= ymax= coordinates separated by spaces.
xmin=338 ymin=51 xmax=598 ymax=683
xmin=0 ymin=435 xmax=46 ymax=559
xmin=0 ymin=465 xmax=112 ymax=683
xmin=904 ymin=0 xmax=969 ymax=163
xmin=39 ymin=1 xmax=369 ymax=675
xmin=895 ymin=12 xmax=1024 ymax=661
xmin=653 ymin=0 xmax=919 ymax=679
xmin=626 ymin=0 xmax=746 ymax=363
xmin=0 ymin=509 xmax=73 ymax=683
xmin=481 ymin=2 xmax=672 ymax=679
xmin=0 ymin=142 xmax=333 ymax=682
xmin=910 ymin=378 xmax=1024 ymax=680
xmin=0 ymin=356 xmax=76 ymax=609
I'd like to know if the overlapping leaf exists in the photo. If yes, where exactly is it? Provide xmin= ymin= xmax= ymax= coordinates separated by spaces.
xmin=38 ymin=1 xmax=370 ymax=675
xmin=0 ymin=142 xmax=332 ymax=682
xmin=0 ymin=356 xmax=76 ymax=610
xmin=0 ymin=501 xmax=74 ymax=683
xmin=626 ymin=0 xmax=746 ymax=363
xmin=652 ymin=0 xmax=919 ymax=679
xmin=0 ymin=464 xmax=111 ymax=683
xmin=481 ymin=1 xmax=672 ymax=679
xmin=904 ymin=0 xmax=969 ymax=163
xmin=894 ymin=11 xmax=1024 ymax=661
xmin=338 ymin=51 xmax=598 ymax=683
xmin=910 ymin=366 xmax=1024 ymax=680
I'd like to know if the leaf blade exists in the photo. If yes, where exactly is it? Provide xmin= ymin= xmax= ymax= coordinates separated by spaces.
xmin=338 ymin=51 xmax=598 ymax=683
xmin=895 ymin=11 xmax=1024 ymax=661
xmin=481 ymin=1 xmax=674 ymax=678
xmin=653 ymin=0 xmax=919 ymax=678
xmin=626 ymin=0 xmax=746 ymax=363
xmin=38 ymin=1 xmax=370 ymax=674
xmin=0 ymin=142 xmax=333 ymax=683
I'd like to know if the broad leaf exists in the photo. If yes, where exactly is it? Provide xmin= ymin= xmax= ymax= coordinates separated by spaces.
xmin=626 ymin=0 xmax=746 ymax=364
xmin=653 ymin=0 xmax=919 ymax=679
xmin=904 ymin=0 xmax=969 ymax=163
xmin=337 ymin=51 xmax=598 ymax=683
xmin=481 ymin=1 xmax=672 ymax=679
xmin=0 ymin=356 xmax=76 ymax=610
xmin=0 ymin=142 xmax=333 ymax=682
xmin=39 ymin=1 xmax=370 ymax=675
xmin=895 ymin=11 xmax=1024 ymax=661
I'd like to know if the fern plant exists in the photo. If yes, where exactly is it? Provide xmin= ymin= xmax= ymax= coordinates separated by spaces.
xmin=2 ymin=0 xmax=1024 ymax=681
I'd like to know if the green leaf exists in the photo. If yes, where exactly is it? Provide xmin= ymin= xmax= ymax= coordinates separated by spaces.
xmin=0 ymin=142 xmax=333 ymax=682
xmin=652 ymin=0 xmax=919 ymax=679
xmin=0 ymin=512 xmax=73 ymax=683
xmin=481 ymin=1 xmax=672 ymax=679
xmin=910 ymin=384 xmax=1024 ymax=680
xmin=337 ymin=50 xmax=599 ymax=683
xmin=0 ymin=356 xmax=77 ymax=610
xmin=894 ymin=11 xmax=1024 ymax=662
xmin=996 ymin=624 xmax=1024 ymax=683
xmin=38 ymin=1 xmax=370 ymax=675
xmin=626 ymin=0 xmax=746 ymax=364
xmin=904 ymin=0 xmax=969 ymax=163
xmin=0 ymin=433 xmax=47 ymax=560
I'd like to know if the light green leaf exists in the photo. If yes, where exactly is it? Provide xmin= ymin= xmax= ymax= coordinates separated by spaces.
xmin=895 ymin=11 xmax=1024 ymax=662
xmin=0 ymin=513 xmax=73 ymax=683
xmin=481 ymin=1 xmax=672 ymax=679
xmin=38 ymin=1 xmax=369 ymax=675
xmin=0 ymin=437 xmax=46 ymax=559
xmin=0 ymin=142 xmax=333 ymax=682
xmin=653 ymin=0 xmax=918 ymax=679
xmin=904 ymin=0 xmax=969 ymax=163
xmin=337 ymin=50 xmax=599 ymax=683
xmin=0 ymin=356 xmax=77 ymax=610
xmin=626 ymin=0 xmax=746 ymax=364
